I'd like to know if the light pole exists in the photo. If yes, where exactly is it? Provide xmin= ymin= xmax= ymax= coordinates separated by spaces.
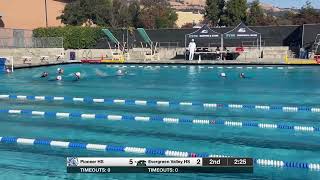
xmin=45 ymin=0 xmax=48 ymax=27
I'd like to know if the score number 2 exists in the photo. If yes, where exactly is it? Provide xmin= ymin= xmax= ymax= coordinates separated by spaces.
xmin=197 ymin=159 xmax=201 ymax=165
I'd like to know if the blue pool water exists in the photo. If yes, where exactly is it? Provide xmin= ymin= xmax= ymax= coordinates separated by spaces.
xmin=0 ymin=64 xmax=320 ymax=179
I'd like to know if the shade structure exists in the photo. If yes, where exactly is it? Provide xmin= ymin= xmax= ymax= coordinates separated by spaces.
xmin=187 ymin=24 xmax=221 ymax=39
xmin=184 ymin=24 xmax=224 ymax=60
xmin=224 ymin=22 xmax=262 ymax=49
xmin=185 ymin=24 xmax=223 ymax=48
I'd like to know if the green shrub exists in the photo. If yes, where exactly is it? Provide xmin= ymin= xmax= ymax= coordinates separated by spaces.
xmin=33 ymin=26 xmax=105 ymax=49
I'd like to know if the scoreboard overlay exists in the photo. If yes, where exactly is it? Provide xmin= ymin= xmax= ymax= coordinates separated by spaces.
xmin=67 ymin=157 xmax=253 ymax=173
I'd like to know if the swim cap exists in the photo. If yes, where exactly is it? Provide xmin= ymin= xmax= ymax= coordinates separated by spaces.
xmin=56 ymin=76 xmax=62 ymax=81
xmin=75 ymin=72 xmax=81 ymax=77
xmin=221 ymin=73 xmax=226 ymax=77
xmin=57 ymin=68 xmax=61 ymax=71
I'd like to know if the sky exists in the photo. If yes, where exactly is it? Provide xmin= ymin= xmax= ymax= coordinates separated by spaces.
xmin=257 ymin=0 xmax=320 ymax=8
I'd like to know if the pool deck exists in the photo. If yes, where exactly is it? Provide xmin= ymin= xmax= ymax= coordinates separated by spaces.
xmin=101 ymin=59 xmax=319 ymax=66
xmin=11 ymin=58 xmax=320 ymax=69
xmin=125 ymin=59 xmax=282 ymax=65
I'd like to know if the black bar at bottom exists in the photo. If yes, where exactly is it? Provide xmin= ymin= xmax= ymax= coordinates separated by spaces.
xmin=67 ymin=166 xmax=253 ymax=173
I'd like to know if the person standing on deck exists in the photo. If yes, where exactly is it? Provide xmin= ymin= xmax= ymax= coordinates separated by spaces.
xmin=188 ymin=39 xmax=197 ymax=61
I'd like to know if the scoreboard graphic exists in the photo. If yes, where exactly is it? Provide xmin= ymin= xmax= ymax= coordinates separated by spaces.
xmin=67 ymin=157 xmax=253 ymax=173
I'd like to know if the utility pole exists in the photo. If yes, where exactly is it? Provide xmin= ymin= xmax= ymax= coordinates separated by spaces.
xmin=45 ymin=0 xmax=48 ymax=27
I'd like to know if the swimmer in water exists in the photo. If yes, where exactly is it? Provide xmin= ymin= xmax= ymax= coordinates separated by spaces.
xmin=57 ymin=68 xmax=64 ymax=74
xmin=220 ymin=72 xmax=227 ymax=78
xmin=56 ymin=75 xmax=62 ymax=81
xmin=240 ymin=73 xmax=245 ymax=78
xmin=116 ymin=69 xmax=126 ymax=76
xmin=41 ymin=72 xmax=48 ymax=78
xmin=74 ymin=72 xmax=81 ymax=80
xmin=6 ymin=68 xmax=11 ymax=73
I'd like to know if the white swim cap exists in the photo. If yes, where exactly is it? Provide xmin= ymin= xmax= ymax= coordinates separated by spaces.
xmin=221 ymin=73 xmax=226 ymax=77
xmin=75 ymin=72 xmax=81 ymax=77
xmin=56 ymin=76 xmax=62 ymax=80
xmin=57 ymin=68 xmax=61 ymax=71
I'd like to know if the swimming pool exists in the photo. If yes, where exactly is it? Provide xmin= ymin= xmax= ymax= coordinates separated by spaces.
xmin=0 ymin=64 xmax=320 ymax=179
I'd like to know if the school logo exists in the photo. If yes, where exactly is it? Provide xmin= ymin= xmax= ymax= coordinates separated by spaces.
xmin=67 ymin=157 xmax=79 ymax=167
xmin=136 ymin=160 xmax=147 ymax=167
xmin=201 ymin=30 xmax=208 ymax=34
xmin=238 ymin=28 xmax=246 ymax=33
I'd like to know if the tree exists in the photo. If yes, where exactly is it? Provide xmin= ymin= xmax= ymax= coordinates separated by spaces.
xmin=263 ymin=15 xmax=278 ymax=26
xmin=110 ymin=0 xmax=131 ymax=28
xmin=139 ymin=0 xmax=178 ymax=29
xmin=247 ymin=0 xmax=264 ymax=25
xmin=58 ymin=0 xmax=178 ymax=29
xmin=155 ymin=8 xmax=178 ymax=28
xmin=221 ymin=0 xmax=247 ymax=26
xmin=58 ymin=0 xmax=112 ymax=26
xmin=204 ymin=0 xmax=225 ymax=26
xmin=87 ymin=0 xmax=112 ymax=26
xmin=290 ymin=1 xmax=320 ymax=25
xmin=247 ymin=0 xmax=278 ymax=26
xmin=128 ymin=0 xmax=141 ymax=28
xmin=58 ymin=0 xmax=86 ymax=25
xmin=181 ymin=22 xmax=194 ymax=28
xmin=276 ymin=12 xmax=293 ymax=25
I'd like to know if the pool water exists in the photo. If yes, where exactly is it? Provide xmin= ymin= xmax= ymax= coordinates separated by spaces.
xmin=0 ymin=64 xmax=320 ymax=180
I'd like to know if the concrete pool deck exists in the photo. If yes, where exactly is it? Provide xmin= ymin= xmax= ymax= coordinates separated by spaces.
xmin=124 ymin=59 xmax=284 ymax=65
xmin=8 ymin=58 xmax=320 ymax=69
xmin=2 ymin=47 xmax=318 ymax=68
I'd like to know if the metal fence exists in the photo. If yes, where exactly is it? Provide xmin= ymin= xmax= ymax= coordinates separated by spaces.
xmin=0 ymin=28 xmax=32 ymax=39
xmin=0 ymin=28 xmax=63 ymax=48
xmin=0 ymin=37 xmax=63 ymax=48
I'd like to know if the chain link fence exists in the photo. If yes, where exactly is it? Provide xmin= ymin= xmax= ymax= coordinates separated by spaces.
xmin=0 ymin=37 xmax=63 ymax=48
xmin=0 ymin=28 xmax=63 ymax=48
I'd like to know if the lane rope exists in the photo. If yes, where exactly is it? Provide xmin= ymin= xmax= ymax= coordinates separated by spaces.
xmin=106 ymin=65 xmax=296 ymax=70
xmin=1 ymin=109 xmax=319 ymax=134
xmin=1 ymin=94 xmax=320 ymax=113
xmin=0 ymin=136 xmax=319 ymax=170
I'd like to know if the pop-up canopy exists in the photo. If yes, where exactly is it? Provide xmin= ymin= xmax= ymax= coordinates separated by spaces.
xmin=187 ymin=24 xmax=221 ymax=39
xmin=185 ymin=24 xmax=222 ymax=48
xmin=224 ymin=22 xmax=261 ymax=48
